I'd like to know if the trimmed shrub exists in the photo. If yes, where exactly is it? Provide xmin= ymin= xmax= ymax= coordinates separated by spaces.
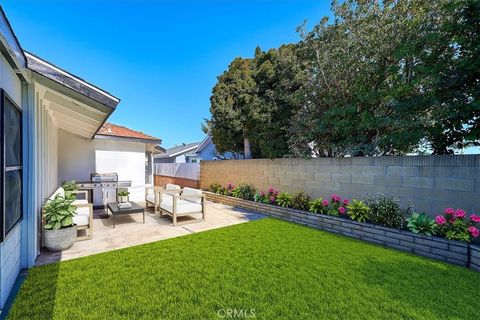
xmin=366 ymin=194 xmax=405 ymax=229
xmin=209 ymin=182 xmax=222 ymax=193
xmin=231 ymin=184 xmax=256 ymax=201
xmin=291 ymin=192 xmax=311 ymax=211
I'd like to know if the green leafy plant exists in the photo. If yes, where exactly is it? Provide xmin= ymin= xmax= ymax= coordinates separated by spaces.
xmin=346 ymin=200 xmax=370 ymax=222
xmin=231 ymin=184 xmax=256 ymax=201
xmin=309 ymin=198 xmax=326 ymax=214
xmin=44 ymin=194 xmax=77 ymax=230
xmin=366 ymin=194 xmax=405 ymax=229
xmin=218 ymin=186 xmax=228 ymax=195
xmin=406 ymin=212 xmax=437 ymax=235
xmin=62 ymin=180 xmax=77 ymax=197
xmin=291 ymin=192 xmax=311 ymax=211
xmin=276 ymin=192 xmax=292 ymax=208
xmin=117 ymin=191 xmax=130 ymax=197
xmin=209 ymin=182 xmax=222 ymax=193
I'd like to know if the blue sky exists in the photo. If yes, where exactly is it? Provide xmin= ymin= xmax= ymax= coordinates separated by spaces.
xmin=3 ymin=0 xmax=329 ymax=148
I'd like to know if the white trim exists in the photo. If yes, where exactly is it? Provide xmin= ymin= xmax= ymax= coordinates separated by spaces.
xmin=25 ymin=52 xmax=119 ymax=102
xmin=154 ymin=145 xmax=199 ymax=159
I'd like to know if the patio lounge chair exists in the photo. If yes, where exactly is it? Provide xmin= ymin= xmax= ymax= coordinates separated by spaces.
xmin=145 ymin=183 xmax=181 ymax=213
xmin=159 ymin=187 xmax=206 ymax=226
xmin=42 ymin=187 xmax=93 ymax=242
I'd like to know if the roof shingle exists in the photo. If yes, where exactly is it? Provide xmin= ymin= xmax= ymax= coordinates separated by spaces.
xmin=97 ymin=123 xmax=161 ymax=143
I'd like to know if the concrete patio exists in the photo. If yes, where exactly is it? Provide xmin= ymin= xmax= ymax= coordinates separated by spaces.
xmin=36 ymin=201 xmax=265 ymax=265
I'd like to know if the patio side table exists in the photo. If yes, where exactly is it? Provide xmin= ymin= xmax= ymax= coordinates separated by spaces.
xmin=107 ymin=202 xmax=145 ymax=229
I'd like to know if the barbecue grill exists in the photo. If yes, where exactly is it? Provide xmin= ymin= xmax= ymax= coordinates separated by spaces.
xmin=76 ymin=173 xmax=131 ymax=208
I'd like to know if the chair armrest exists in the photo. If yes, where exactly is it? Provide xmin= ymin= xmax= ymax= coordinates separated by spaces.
xmin=71 ymin=190 xmax=88 ymax=199
xmin=145 ymin=186 xmax=160 ymax=196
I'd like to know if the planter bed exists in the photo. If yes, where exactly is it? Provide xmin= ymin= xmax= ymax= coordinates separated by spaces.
xmin=206 ymin=191 xmax=480 ymax=272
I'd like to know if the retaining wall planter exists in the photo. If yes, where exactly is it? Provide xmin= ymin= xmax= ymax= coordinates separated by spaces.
xmin=206 ymin=192 xmax=479 ymax=272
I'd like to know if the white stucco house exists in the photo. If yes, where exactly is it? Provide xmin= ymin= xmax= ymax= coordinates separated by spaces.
xmin=0 ymin=7 xmax=161 ymax=311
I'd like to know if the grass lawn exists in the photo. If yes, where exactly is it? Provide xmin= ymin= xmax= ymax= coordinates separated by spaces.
xmin=7 ymin=218 xmax=480 ymax=320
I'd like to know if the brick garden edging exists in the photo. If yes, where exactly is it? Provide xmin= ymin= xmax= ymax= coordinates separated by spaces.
xmin=206 ymin=192 xmax=479 ymax=272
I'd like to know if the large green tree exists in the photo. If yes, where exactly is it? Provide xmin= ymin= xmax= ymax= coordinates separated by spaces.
xmin=289 ymin=0 xmax=449 ymax=157
xmin=209 ymin=57 xmax=264 ymax=159
xmin=208 ymin=0 xmax=480 ymax=158
xmin=252 ymin=44 xmax=306 ymax=158
xmin=208 ymin=45 xmax=305 ymax=159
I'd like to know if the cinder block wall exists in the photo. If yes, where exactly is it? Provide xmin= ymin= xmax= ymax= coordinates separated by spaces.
xmin=200 ymin=155 xmax=480 ymax=216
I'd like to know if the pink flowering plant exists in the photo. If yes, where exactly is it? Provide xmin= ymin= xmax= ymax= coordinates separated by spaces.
xmin=254 ymin=187 xmax=279 ymax=204
xmin=309 ymin=194 xmax=348 ymax=216
xmin=435 ymin=208 xmax=480 ymax=242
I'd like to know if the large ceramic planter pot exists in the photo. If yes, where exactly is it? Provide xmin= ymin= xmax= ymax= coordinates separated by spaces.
xmin=44 ymin=225 xmax=77 ymax=252
xmin=119 ymin=196 xmax=129 ymax=203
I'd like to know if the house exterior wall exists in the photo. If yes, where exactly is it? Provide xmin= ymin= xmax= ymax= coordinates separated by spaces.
xmin=200 ymin=156 xmax=480 ymax=216
xmin=58 ymin=130 xmax=147 ymax=202
xmin=0 ymin=53 xmax=23 ymax=308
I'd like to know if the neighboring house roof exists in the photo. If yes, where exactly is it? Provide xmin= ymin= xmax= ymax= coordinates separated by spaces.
xmin=96 ymin=122 xmax=162 ymax=144
xmin=154 ymin=145 xmax=167 ymax=154
xmin=25 ymin=51 xmax=120 ymax=109
xmin=155 ymin=142 xmax=201 ymax=159
xmin=194 ymin=135 xmax=213 ymax=154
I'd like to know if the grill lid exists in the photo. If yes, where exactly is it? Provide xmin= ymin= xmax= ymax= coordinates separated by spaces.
xmin=90 ymin=172 xmax=118 ymax=182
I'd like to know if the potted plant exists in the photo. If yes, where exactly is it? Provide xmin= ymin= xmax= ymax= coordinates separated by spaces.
xmin=43 ymin=193 xmax=77 ymax=252
xmin=118 ymin=190 xmax=130 ymax=203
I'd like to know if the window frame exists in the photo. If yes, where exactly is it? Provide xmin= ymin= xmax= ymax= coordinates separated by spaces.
xmin=1 ymin=89 xmax=23 ymax=241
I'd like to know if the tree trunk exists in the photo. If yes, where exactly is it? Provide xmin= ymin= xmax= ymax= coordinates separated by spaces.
xmin=244 ymin=136 xmax=252 ymax=159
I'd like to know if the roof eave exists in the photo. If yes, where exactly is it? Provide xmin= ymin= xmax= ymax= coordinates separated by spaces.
xmin=25 ymin=51 xmax=120 ymax=109
xmin=95 ymin=133 xmax=162 ymax=145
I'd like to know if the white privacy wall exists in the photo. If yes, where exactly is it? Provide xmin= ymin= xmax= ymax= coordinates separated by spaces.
xmin=58 ymin=130 xmax=147 ymax=201
xmin=0 ymin=54 xmax=24 ymax=308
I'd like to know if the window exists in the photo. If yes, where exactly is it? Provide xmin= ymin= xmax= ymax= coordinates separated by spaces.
xmin=1 ymin=89 xmax=22 ymax=240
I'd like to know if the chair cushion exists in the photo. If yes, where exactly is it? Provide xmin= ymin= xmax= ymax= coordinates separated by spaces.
xmin=72 ymin=199 xmax=88 ymax=205
xmin=146 ymin=194 xmax=156 ymax=204
xmin=160 ymin=199 xmax=202 ymax=214
xmin=165 ymin=183 xmax=181 ymax=191
xmin=182 ymin=187 xmax=202 ymax=203
xmin=73 ymin=206 xmax=90 ymax=226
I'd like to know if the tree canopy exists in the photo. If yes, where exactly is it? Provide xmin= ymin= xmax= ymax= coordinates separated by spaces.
xmin=206 ymin=0 xmax=480 ymax=158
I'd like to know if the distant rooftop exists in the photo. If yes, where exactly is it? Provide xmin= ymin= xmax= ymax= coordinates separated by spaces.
xmin=155 ymin=142 xmax=201 ymax=158
xmin=96 ymin=122 xmax=162 ymax=144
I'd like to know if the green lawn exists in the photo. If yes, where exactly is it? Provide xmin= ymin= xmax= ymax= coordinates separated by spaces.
xmin=7 ymin=218 xmax=480 ymax=320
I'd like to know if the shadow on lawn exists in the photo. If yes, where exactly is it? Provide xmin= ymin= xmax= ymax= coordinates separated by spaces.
xmin=357 ymin=255 xmax=479 ymax=319
xmin=5 ymin=261 xmax=61 ymax=320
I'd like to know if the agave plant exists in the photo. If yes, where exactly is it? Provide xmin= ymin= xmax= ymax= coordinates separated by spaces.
xmin=406 ymin=212 xmax=437 ymax=235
